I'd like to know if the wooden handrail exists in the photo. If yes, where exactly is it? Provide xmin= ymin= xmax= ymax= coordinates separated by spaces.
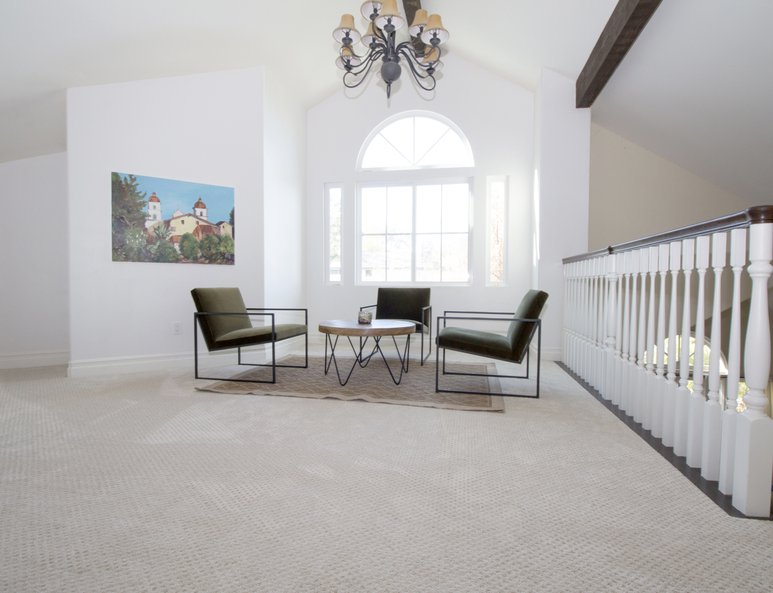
xmin=563 ymin=205 xmax=773 ymax=264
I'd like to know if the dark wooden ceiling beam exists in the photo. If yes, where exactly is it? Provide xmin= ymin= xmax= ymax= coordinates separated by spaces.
xmin=402 ymin=0 xmax=422 ymax=25
xmin=576 ymin=0 xmax=662 ymax=108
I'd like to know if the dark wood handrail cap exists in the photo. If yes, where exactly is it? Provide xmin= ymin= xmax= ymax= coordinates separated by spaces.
xmin=746 ymin=205 xmax=773 ymax=224
xmin=563 ymin=205 xmax=773 ymax=263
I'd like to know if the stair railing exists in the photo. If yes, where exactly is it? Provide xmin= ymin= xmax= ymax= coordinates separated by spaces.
xmin=562 ymin=206 xmax=773 ymax=518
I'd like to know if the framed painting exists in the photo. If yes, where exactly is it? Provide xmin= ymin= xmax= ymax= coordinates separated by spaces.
xmin=111 ymin=172 xmax=235 ymax=265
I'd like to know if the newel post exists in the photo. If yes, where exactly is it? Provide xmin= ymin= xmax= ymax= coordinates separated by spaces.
xmin=732 ymin=206 xmax=773 ymax=517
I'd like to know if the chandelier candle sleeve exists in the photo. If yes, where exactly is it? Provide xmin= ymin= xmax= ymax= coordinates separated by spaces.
xmin=333 ymin=1 xmax=449 ymax=98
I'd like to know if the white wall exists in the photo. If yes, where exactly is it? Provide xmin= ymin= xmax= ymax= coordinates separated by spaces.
xmin=534 ymin=69 xmax=591 ymax=359
xmin=0 ymin=152 xmax=69 ymax=368
xmin=589 ymin=123 xmax=752 ymax=249
xmin=263 ymin=70 xmax=306 ymax=307
xmin=67 ymin=68 xmax=265 ymax=375
xmin=306 ymin=54 xmax=535 ymax=337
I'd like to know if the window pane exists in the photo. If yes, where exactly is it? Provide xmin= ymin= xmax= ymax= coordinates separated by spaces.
xmin=386 ymin=186 xmax=412 ymax=233
xmin=415 ymin=185 xmax=441 ymax=233
xmin=416 ymin=234 xmax=441 ymax=282
xmin=442 ymin=184 xmax=469 ymax=233
xmin=386 ymin=234 xmax=411 ymax=282
xmin=358 ymin=114 xmax=473 ymax=169
xmin=328 ymin=186 xmax=342 ymax=283
xmin=361 ymin=187 xmax=386 ymax=234
xmin=361 ymin=235 xmax=385 ymax=282
xmin=442 ymin=234 xmax=469 ymax=282
xmin=361 ymin=135 xmax=411 ymax=169
xmin=413 ymin=117 xmax=448 ymax=164
xmin=379 ymin=118 xmax=415 ymax=164
xmin=419 ymin=131 xmax=473 ymax=167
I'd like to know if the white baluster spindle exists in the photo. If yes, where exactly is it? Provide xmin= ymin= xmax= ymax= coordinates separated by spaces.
xmin=719 ymin=228 xmax=747 ymax=494
xmin=686 ymin=234 xmax=710 ymax=468
xmin=619 ymin=252 xmax=632 ymax=412
xmin=603 ymin=252 xmax=618 ymax=401
xmin=642 ymin=246 xmax=659 ymax=430
xmin=701 ymin=232 xmax=727 ymax=480
xmin=662 ymin=241 xmax=681 ymax=447
xmin=674 ymin=238 xmax=694 ymax=457
xmin=634 ymin=248 xmax=649 ymax=425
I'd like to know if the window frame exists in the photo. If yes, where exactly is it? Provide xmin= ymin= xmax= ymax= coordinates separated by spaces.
xmin=332 ymin=110 xmax=480 ymax=287
xmin=324 ymin=184 xmax=343 ymax=285
xmin=485 ymin=175 xmax=508 ymax=286
xmin=357 ymin=110 xmax=474 ymax=172
xmin=355 ymin=170 xmax=474 ymax=286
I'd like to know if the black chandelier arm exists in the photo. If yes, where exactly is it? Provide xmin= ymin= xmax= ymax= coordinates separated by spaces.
xmin=340 ymin=45 xmax=385 ymax=77
xmin=397 ymin=47 xmax=438 ymax=90
xmin=339 ymin=40 xmax=386 ymax=63
xmin=396 ymin=42 xmax=441 ymax=71
xmin=395 ymin=40 xmax=420 ymax=56
xmin=342 ymin=51 xmax=383 ymax=89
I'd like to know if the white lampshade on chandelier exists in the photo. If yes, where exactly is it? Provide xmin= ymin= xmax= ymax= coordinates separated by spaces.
xmin=333 ymin=1 xmax=449 ymax=98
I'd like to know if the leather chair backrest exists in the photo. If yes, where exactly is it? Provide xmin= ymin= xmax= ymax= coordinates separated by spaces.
xmin=507 ymin=290 xmax=549 ymax=363
xmin=376 ymin=287 xmax=431 ymax=325
xmin=191 ymin=287 xmax=251 ymax=351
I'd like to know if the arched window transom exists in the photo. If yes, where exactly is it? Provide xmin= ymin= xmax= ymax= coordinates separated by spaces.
xmin=359 ymin=113 xmax=474 ymax=171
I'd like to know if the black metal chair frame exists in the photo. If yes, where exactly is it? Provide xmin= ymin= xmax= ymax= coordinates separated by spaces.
xmin=194 ymin=307 xmax=308 ymax=384
xmin=435 ymin=311 xmax=542 ymax=398
xmin=359 ymin=303 xmax=432 ymax=366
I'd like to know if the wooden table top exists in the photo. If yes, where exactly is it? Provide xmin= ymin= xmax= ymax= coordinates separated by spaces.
xmin=318 ymin=319 xmax=416 ymax=337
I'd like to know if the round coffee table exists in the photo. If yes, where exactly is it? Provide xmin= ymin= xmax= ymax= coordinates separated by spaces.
xmin=318 ymin=319 xmax=416 ymax=386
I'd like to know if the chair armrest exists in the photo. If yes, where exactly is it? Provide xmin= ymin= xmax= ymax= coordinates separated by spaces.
xmin=439 ymin=313 xmax=540 ymax=322
xmin=441 ymin=310 xmax=515 ymax=319
xmin=421 ymin=304 xmax=432 ymax=326
xmin=195 ymin=310 xmax=257 ymax=317
xmin=196 ymin=310 xmax=277 ymax=327
xmin=436 ymin=311 xmax=540 ymax=333
xmin=246 ymin=307 xmax=308 ymax=325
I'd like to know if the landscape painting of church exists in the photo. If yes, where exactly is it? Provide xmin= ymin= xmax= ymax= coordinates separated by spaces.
xmin=111 ymin=172 xmax=234 ymax=265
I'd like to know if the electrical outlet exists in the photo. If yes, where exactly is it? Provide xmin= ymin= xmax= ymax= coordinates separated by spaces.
xmin=172 ymin=322 xmax=182 ymax=335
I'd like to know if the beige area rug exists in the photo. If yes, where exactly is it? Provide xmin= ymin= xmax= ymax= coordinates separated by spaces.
xmin=196 ymin=355 xmax=505 ymax=412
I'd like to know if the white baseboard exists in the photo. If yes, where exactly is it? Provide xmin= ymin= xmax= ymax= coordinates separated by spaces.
xmin=67 ymin=340 xmax=305 ymax=378
xmin=0 ymin=350 xmax=69 ymax=370
xmin=68 ymin=352 xmax=192 ymax=377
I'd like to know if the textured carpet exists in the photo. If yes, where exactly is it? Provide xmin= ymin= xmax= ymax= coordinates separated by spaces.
xmin=196 ymin=356 xmax=505 ymax=412
xmin=2 ymin=361 xmax=772 ymax=593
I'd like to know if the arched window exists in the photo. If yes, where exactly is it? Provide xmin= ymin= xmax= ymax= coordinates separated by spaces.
xmin=358 ymin=113 xmax=474 ymax=170
xmin=349 ymin=112 xmax=475 ymax=284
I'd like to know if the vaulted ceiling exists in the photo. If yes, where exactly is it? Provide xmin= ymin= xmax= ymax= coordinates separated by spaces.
xmin=2 ymin=0 xmax=771 ymax=203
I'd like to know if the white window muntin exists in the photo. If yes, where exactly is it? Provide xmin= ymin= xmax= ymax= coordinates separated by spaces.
xmin=356 ymin=174 xmax=473 ymax=285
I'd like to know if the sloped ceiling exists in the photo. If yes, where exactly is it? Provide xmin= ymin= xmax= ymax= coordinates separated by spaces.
xmin=1 ymin=1 xmax=771 ymax=203
xmin=591 ymin=0 xmax=773 ymax=203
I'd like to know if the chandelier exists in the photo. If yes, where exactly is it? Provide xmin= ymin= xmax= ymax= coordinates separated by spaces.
xmin=333 ymin=1 xmax=449 ymax=98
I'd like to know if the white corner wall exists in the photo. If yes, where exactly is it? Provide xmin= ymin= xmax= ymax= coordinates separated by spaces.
xmin=67 ymin=68 xmax=265 ymax=375
xmin=589 ymin=123 xmax=753 ymax=250
xmin=534 ymin=69 xmax=591 ymax=359
xmin=263 ymin=71 xmax=306 ymax=307
xmin=0 ymin=152 xmax=69 ymax=368
xmin=306 ymin=53 xmax=535 ymax=333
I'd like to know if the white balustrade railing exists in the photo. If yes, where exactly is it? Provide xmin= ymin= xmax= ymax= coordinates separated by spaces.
xmin=562 ymin=206 xmax=773 ymax=518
